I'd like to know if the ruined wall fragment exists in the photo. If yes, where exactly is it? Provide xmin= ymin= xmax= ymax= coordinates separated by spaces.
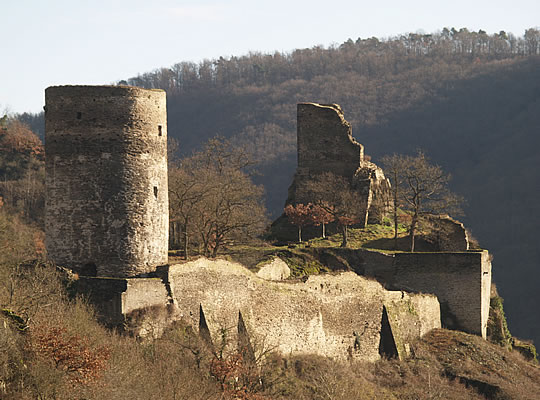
xmin=286 ymin=103 xmax=390 ymax=228
xmin=167 ymin=258 xmax=440 ymax=361
xmin=334 ymin=248 xmax=492 ymax=339
xmin=383 ymin=293 xmax=442 ymax=359
xmin=297 ymin=103 xmax=363 ymax=180
xmin=427 ymin=215 xmax=470 ymax=251
xmin=392 ymin=251 xmax=492 ymax=338
xmin=73 ymin=277 xmax=170 ymax=327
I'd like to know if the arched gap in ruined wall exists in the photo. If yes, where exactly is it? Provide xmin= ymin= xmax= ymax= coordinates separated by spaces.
xmin=378 ymin=305 xmax=398 ymax=359
xmin=198 ymin=304 xmax=214 ymax=352
xmin=237 ymin=311 xmax=256 ymax=365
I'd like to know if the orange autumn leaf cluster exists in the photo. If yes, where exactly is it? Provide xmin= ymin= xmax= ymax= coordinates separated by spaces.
xmin=31 ymin=324 xmax=111 ymax=386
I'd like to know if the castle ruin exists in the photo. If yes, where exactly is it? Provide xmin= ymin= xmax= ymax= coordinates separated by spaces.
xmin=44 ymin=87 xmax=491 ymax=362
xmin=288 ymin=103 xmax=391 ymax=225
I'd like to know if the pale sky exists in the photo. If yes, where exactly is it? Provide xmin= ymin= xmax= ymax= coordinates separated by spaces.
xmin=1 ymin=0 xmax=538 ymax=114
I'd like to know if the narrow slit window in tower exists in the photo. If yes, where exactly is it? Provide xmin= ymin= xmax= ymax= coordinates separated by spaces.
xmin=76 ymin=112 xmax=82 ymax=120
xmin=154 ymin=186 xmax=158 ymax=198
xmin=158 ymin=125 xmax=162 ymax=136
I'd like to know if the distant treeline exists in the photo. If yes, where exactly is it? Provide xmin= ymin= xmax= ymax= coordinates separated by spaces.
xmin=121 ymin=28 xmax=540 ymax=93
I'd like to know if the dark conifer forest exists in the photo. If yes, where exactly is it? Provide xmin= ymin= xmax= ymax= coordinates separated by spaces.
xmin=12 ymin=27 xmax=540 ymax=344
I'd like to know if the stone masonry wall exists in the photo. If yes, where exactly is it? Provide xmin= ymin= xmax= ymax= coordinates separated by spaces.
xmin=297 ymin=103 xmax=363 ymax=179
xmin=392 ymin=251 xmax=492 ymax=338
xmin=168 ymin=258 xmax=440 ymax=362
xmin=74 ymin=277 xmax=169 ymax=326
xmin=318 ymin=249 xmax=492 ymax=339
xmin=285 ymin=102 xmax=390 ymax=226
xmin=45 ymin=85 xmax=168 ymax=277
xmin=290 ymin=103 xmax=363 ymax=205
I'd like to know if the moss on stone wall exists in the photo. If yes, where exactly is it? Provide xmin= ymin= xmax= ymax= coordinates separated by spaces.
xmin=487 ymin=296 xmax=512 ymax=349
xmin=276 ymin=249 xmax=330 ymax=277
xmin=487 ymin=295 xmax=537 ymax=363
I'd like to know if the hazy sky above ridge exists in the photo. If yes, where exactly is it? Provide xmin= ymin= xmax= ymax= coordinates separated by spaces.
xmin=1 ymin=0 xmax=539 ymax=114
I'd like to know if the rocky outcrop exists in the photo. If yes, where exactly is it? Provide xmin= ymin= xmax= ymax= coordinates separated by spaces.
xmin=256 ymin=257 xmax=291 ymax=280
xmin=426 ymin=214 xmax=470 ymax=251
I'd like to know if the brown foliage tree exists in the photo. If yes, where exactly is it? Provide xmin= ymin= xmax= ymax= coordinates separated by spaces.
xmin=0 ymin=120 xmax=43 ymax=157
xmin=305 ymin=173 xmax=365 ymax=247
xmin=310 ymin=203 xmax=335 ymax=239
xmin=169 ymin=137 xmax=268 ymax=258
xmin=30 ymin=324 xmax=110 ymax=386
xmin=284 ymin=203 xmax=312 ymax=242
xmin=0 ymin=118 xmax=45 ymax=225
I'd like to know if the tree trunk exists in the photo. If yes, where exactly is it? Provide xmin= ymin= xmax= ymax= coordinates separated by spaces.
xmin=183 ymin=222 xmax=189 ymax=260
xmin=298 ymin=226 xmax=302 ymax=243
xmin=173 ymin=222 xmax=177 ymax=249
xmin=393 ymin=189 xmax=398 ymax=250
xmin=211 ymin=241 xmax=219 ymax=258
xmin=409 ymin=213 xmax=417 ymax=252
xmin=169 ymin=222 xmax=174 ymax=250
xmin=322 ymin=223 xmax=326 ymax=239
xmin=340 ymin=225 xmax=348 ymax=247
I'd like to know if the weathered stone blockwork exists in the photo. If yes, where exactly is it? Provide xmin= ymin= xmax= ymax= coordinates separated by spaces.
xmin=296 ymin=103 xmax=363 ymax=182
xmin=286 ymin=103 xmax=390 ymax=227
xmin=167 ymin=258 xmax=440 ymax=362
xmin=390 ymin=251 xmax=491 ymax=338
xmin=316 ymin=248 xmax=492 ymax=339
xmin=74 ymin=277 xmax=169 ymax=326
xmin=45 ymin=86 xmax=168 ymax=277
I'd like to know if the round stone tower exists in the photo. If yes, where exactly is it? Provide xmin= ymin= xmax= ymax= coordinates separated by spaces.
xmin=45 ymin=85 xmax=168 ymax=278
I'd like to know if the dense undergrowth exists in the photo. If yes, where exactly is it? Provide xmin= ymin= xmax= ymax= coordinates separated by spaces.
xmin=1 ymin=208 xmax=539 ymax=399
xmin=2 ymin=262 xmax=539 ymax=399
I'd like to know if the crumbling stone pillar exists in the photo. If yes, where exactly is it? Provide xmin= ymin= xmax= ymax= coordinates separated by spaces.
xmin=297 ymin=103 xmax=364 ymax=180
xmin=287 ymin=102 xmax=390 ymax=225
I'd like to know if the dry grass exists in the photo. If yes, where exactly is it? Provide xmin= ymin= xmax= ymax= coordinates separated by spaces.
xmin=2 ymin=261 xmax=539 ymax=399
xmin=2 ymin=212 xmax=538 ymax=399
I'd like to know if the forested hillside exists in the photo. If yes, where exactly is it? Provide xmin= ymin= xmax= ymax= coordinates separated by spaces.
xmin=14 ymin=27 xmax=540 ymax=344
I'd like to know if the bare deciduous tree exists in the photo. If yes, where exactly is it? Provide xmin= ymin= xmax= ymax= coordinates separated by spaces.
xmin=383 ymin=151 xmax=463 ymax=252
xmin=381 ymin=153 xmax=407 ymax=249
xmin=169 ymin=137 xmax=267 ymax=258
